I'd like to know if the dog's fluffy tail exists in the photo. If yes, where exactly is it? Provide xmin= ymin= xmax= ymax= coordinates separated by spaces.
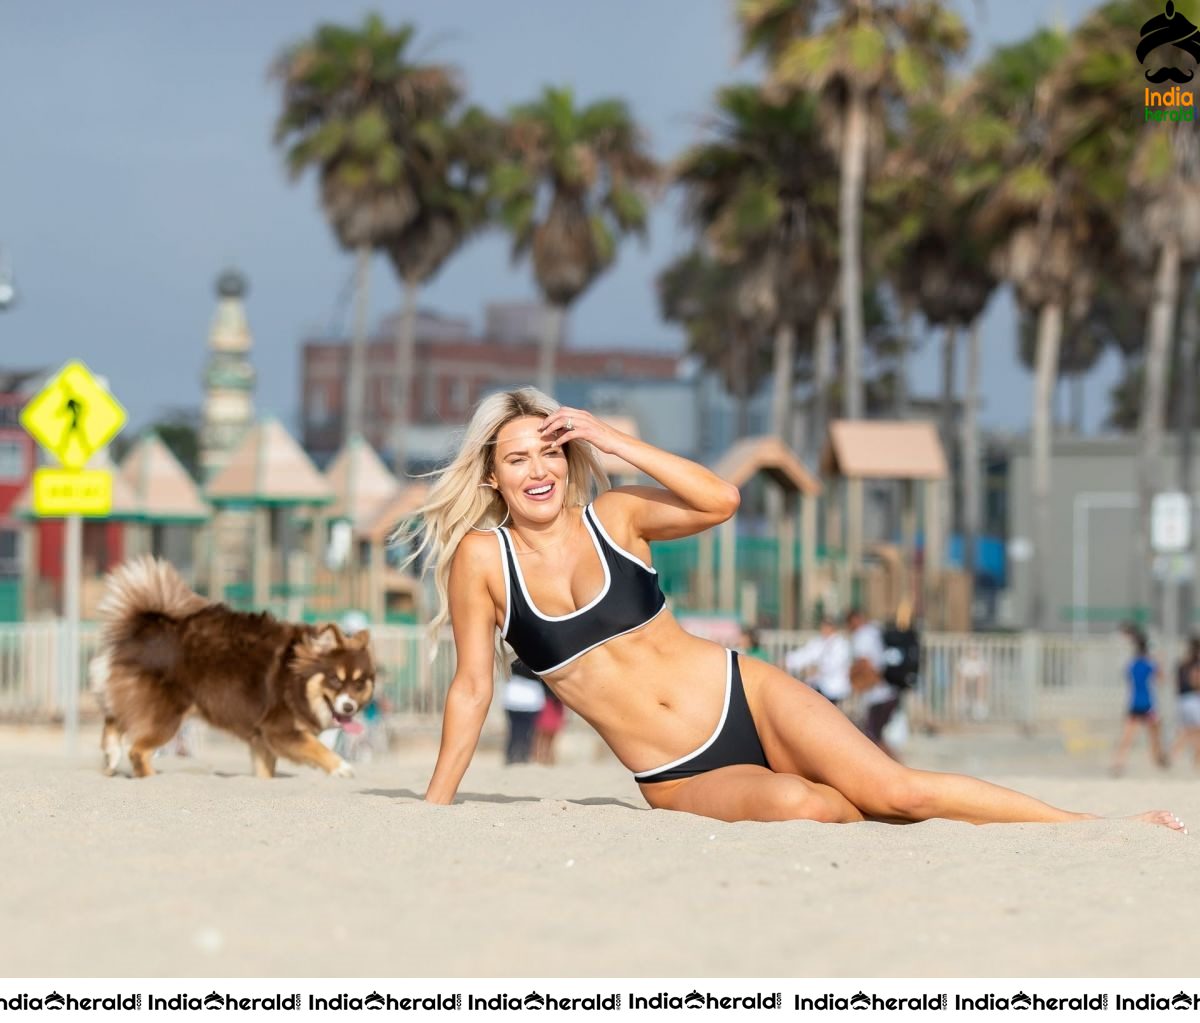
xmin=96 ymin=557 xmax=208 ymax=667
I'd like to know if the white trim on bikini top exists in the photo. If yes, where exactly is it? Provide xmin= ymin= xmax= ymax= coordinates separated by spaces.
xmin=499 ymin=505 xmax=611 ymax=622
xmin=632 ymin=648 xmax=732 ymax=780
xmin=493 ymin=529 xmax=512 ymax=636
xmin=585 ymin=503 xmax=658 ymax=574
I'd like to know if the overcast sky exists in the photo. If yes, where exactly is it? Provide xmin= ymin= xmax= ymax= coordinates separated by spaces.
xmin=1 ymin=0 xmax=1112 ymax=440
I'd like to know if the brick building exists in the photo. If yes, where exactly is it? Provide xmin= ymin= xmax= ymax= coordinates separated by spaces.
xmin=0 ymin=372 xmax=39 ymax=591
xmin=301 ymin=304 xmax=682 ymax=470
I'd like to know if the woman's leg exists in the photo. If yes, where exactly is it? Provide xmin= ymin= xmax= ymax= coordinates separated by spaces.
xmin=640 ymin=764 xmax=865 ymax=824
xmin=739 ymin=657 xmax=1183 ymax=828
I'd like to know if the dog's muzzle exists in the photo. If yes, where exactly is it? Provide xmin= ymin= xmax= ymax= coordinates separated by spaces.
xmin=334 ymin=695 xmax=358 ymax=718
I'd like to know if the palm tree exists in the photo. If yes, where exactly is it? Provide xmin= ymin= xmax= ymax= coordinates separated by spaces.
xmin=492 ymin=86 xmax=659 ymax=397
xmin=738 ymin=0 xmax=969 ymax=421
xmin=1056 ymin=0 xmax=1200 ymax=620
xmin=965 ymin=29 xmax=1126 ymax=629
xmin=877 ymin=92 xmax=998 ymax=582
xmin=673 ymin=84 xmax=839 ymax=442
xmin=273 ymin=15 xmax=461 ymax=446
xmin=658 ymin=250 xmax=771 ymax=438
xmin=384 ymin=105 xmax=496 ymax=472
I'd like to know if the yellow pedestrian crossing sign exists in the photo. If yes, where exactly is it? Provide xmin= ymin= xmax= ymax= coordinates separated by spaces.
xmin=20 ymin=360 xmax=126 ymax=469
xmin=32 ymin=468 xmax=113 ymax=517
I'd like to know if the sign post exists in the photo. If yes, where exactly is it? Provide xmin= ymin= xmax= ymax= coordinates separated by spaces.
xmin=1152 ymin=492 xmax=1192 ymax=690
xmin=20 ymin=361 xmax=126 ymax=753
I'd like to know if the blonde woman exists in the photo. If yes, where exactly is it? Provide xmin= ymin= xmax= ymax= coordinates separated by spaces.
xmin=400 ymin=388 xmax=1184 ymax=831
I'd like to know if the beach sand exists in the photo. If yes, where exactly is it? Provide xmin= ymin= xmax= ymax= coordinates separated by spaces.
xmin=0 ymin=720 xmax=1196 ymax=979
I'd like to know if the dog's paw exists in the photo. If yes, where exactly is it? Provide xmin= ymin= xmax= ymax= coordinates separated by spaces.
xmin=331 ymin=760 xmax=355 ymax=779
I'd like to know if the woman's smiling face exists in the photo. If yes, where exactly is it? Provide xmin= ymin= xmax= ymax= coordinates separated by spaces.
xmin=490 ymin=416 xmax=568 ymax=521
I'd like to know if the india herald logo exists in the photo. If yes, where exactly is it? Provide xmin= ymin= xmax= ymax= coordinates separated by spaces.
xmin=1138 ymin=1 xmax=1200 ymax=83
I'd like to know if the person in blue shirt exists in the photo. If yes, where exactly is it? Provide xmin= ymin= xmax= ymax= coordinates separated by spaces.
xmin=1112 ymin=630 xmax=1169 ymax=776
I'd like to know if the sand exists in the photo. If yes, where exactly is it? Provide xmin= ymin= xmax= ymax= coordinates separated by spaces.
xmin=0 ymin=721 xmax=1196 ymax=979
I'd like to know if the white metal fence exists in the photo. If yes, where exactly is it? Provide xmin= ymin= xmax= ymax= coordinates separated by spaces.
xmin=0 ymin=621 xmax=1144 ymax=729
xmin=0 ymin=623 xmax=457 ymax=723
xmin=759 ymin=629 xmax=1147 ymax=729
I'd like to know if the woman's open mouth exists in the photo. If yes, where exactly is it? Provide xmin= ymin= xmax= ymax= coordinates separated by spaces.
xmin=524 ymin=482 xmax=555 ymax=501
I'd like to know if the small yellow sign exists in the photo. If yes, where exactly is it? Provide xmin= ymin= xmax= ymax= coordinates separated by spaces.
xmin=32 ymin=468 xmax=113 ymax=517
xmin=20 ymin=361 xmax=127 ymax=469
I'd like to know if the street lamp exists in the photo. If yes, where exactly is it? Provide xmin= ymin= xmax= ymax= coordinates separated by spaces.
xmin=0 ymin=247 xmax=15 ymax=310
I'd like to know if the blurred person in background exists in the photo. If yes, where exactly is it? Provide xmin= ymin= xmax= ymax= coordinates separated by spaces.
xmin=849 ymin=607 xmax=899 ymax=759
xmin=785 ymin=614 xmax=851 ymax=707
xmin=533 ymin=681 xmax=565 ymax=765
xmin=1171 ymin=635 xmax=1200 ymax=770
xmin=738 ymin=624 xmax=769 ymax=662
xmin=954 ymin=643 xmax=990 ymax=722
xmin=1112 ymin=629 xmax=1168 ymax=776
xmin=504 ymin=658 xmax=545 ymax=765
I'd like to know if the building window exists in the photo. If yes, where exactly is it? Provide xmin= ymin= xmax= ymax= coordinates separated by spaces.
xmin=0 ymin=439 xmax=25 ymax=481
xmin=306 ymin=386 xmax=329 ymax=426
xmin=422 ymin=377 xmax=438 ymax=419
xmin=449 ymin=378 xmax=468 ymax=414
xmin=0 ymin=529 xmax=18 ymax=577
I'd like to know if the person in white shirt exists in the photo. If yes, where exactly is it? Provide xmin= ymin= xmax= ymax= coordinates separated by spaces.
xmin=848 ymin=607 xmax=900 ymax=759
xmin=503 ymin=658 xmax=546 ymax=764
xmin=785 ymin=615 xmax=852 ymax=706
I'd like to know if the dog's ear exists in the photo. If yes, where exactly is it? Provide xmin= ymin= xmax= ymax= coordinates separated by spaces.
xmin=311 ymin=622 xmax=344 ymax=654
xmin=348 ymin=629 xmax=371 ymax=649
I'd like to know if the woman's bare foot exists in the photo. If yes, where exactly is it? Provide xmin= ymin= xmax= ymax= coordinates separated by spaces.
xmin=1130 ymin=810 xmax=1187 ymax=832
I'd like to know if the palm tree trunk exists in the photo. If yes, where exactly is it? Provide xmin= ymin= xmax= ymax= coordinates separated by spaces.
xmin=809 ymin=307 xmax=836 ymax=465
xmin=940 ymin=325 xmax=959 ymax=539
xmin=961 ymin=319 xmax=982 ymax=609
xmin=1178 ymin=268 xmax=1199 ymax=631
xmin=734 ymin=337 xmax=751 ymax=439
xmin=1030 ymin=300 xmax=1064 ymax=631
xmin=537 ymin=304 xmax=566 ymax=397
xmin=391 ymin=277 xmax=420 ymax=477
xmin=895 ymin=300 xmax=914 ymax=419
xmin=1069 ymin=374 xmax=1085 ymax=435
xmin=345 ymin=245 xmax=372 ymax=444
xmin=839 ymin=86 xmax=869 ymax=421
xmin=1136 ymin=235 xmax=1182 ymax=625
xmin=770 ymin=321 xmax=796 ymax=440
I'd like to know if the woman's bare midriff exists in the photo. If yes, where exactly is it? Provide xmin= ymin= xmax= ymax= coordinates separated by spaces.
xmin=535 ymin=610 xmax=729 ymax=775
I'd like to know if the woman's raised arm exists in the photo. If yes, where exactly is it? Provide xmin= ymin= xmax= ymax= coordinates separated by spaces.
xmin=540 ymin=406 xmax=739 ymax=541
xmin=424 ymin=534 xmax=499 ymax=805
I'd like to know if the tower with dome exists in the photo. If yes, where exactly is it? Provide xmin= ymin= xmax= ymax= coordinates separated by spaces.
xmin=200 ymin=268 xmax=257 ymax=482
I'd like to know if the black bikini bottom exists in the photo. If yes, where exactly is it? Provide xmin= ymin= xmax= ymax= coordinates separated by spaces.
xmin=634 ymin=649 xmax=769 ymax=784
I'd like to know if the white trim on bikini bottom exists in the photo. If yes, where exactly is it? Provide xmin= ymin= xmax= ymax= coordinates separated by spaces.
xmin=633 ymin=648 xmax=732 ymax=781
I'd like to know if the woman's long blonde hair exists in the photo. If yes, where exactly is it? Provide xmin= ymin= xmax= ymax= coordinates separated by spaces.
xmin=390 ymin=387 xmax=610 ymax=674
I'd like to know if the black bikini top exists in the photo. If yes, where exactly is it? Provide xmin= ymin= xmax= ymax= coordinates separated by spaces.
xmin=495 ymin=503 xmax=667 ymax=675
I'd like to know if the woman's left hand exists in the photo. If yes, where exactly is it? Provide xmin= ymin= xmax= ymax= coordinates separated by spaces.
xmin=539 ymin=407 xmax=631 ymax=457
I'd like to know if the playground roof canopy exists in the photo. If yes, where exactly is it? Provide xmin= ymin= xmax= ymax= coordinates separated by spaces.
xmin=361 ymin=482 xmax=431 ymax=544
xmin=206 ymin=418 xmax=333 ymax=505
xmin=821 ymin=420 xmax=947 ymax=480
xmin=712 ymin=435 xmax=822 ymax=495
xmin=324 ymin=434 xmax=399 ymax=528
xmin=119 ymin=433 xmax=210 ymax=522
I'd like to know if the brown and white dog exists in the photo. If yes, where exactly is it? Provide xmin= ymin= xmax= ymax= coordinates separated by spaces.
xmin=91 ymin=556 xmax=375 ymax=779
